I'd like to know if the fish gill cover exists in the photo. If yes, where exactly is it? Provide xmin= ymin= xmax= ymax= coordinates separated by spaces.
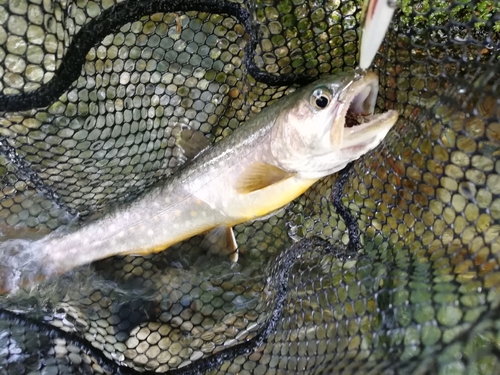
xmin=0 ymin=0 xmax=498 ymax=374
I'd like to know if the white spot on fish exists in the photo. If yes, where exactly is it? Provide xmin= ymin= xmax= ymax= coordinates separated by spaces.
xmin=147 ymin=229 xmax=154 ymax=236
xmin=173 ymin=223 xmax=179 ymax=229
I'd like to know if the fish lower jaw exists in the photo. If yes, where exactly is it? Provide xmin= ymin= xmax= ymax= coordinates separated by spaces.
xmin=342 ymin=109 xmax=398 ymax=146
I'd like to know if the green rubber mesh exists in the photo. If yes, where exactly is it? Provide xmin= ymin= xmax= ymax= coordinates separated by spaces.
xmin=0 ymin=0 xmax=499 ymax=374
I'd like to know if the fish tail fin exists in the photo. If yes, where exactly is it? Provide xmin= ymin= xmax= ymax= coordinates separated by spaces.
xmin=0 ymin=239 xmax=51 ymax=294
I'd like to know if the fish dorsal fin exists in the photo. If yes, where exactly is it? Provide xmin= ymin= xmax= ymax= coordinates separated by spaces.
xmin=175 ymin=126 xmax=211 ymax=161
xmin=234 ymin=162 xmax=295 ymax=194
xmin=202 ymin=226 xmax=239 ymax=263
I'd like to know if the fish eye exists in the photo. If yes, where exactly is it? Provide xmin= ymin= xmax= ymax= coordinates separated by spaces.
xmin=310 ymin=88 xmax=332 ymax=110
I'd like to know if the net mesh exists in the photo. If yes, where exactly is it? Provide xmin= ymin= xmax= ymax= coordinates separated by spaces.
xmin=0 ymin=0 xmax=499 ymax=374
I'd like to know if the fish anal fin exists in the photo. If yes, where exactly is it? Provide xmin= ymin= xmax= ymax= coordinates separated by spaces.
xmin=174 ymin=125 xmax=211 ymax=161
xmin=202 ymin=226 xmax=239 ymax=262
xmin=235 ymin=162 xmax=294 ymax=194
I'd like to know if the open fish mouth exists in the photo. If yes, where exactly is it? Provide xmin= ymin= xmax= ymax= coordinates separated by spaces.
xmin=344 ymin=75 xmax=379 ymax=128
xmin=333 ymin=72 xmax=398 ymax=149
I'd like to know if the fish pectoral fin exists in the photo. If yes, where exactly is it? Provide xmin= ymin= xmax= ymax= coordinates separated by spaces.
xmin=234 ymin=162 xmax=295 ymax=194
xmin=201 ymin=226 xmax=239 ymax=263
xmin=174 ymin=125 xmax=211 ymax=161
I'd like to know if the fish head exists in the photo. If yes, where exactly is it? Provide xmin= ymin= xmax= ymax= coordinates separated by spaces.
xmin=270 ymin=71 xmax=399 ymax=179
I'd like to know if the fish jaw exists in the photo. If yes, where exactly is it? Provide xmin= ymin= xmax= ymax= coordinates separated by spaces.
xmin=341 ymin=109 xmax=398 ymax=153
xmin=326 ymin=72 xmax=392 ymax=147
xmin=323 ymin=71 xmax=398 ymax=160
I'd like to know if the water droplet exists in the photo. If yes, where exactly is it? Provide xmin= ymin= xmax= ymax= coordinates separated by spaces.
xmin=458 ymin=181 xmax=476 ymax=200
xmin=212 ymin=94 xmax=222 ymax=105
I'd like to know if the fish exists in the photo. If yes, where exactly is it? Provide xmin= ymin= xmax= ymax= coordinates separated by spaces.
xmin=0 ymin=71 xmax=398 ymax=292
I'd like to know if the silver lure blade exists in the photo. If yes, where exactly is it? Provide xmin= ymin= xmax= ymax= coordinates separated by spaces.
xmin=358 ymin=0 xmax=397 ymax=70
